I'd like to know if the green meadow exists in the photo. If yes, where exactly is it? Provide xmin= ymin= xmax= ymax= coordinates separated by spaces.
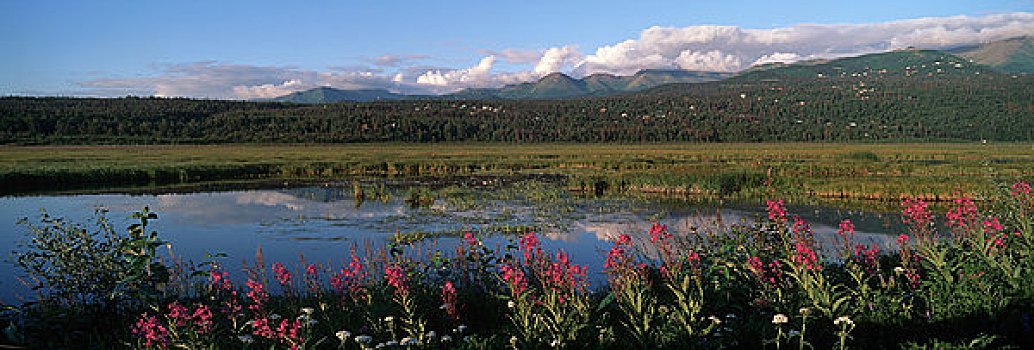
xmin=3 ymin=143 xmax=1031 ymax=201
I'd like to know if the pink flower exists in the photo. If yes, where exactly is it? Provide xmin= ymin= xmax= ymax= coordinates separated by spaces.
xmin=273 ymin=262 xmax=293 ymax=287
xmin=649 ymin=223 xmax=671 ymax=245
xmin=132 ymin=313 xmax=169 ymax=349
xmin=897 ymin=234 xmax=910 ymax=246
xmin=519 ymin=232 xmax=542 ymax=263
xmin=463 ymin=232 xmax=478 ymax=247
xmin=838 ymin=219 xmax=855 ymax=242
xmin=766 ymin=199 xmax=788 ymax=223
xmin=901 ymin=197 xmax=932 ymax=225
xmin=853 ymin=244 xmax=880 ymax=274
xmin=499 ymin=264 xmax=527 ymax=296
xmin=792 ymin=241 xmax=821 ymax=271
xmin=442 ymin=281 xmax=460 ymax=321
xmin=384 ymin=265 xmax=408 ymax=296
xmin=167 ymin=301 xmax=189 ymax=327
xmin=945 ymin=194 xmax=979 ymax=228
xmin=245 ymin=279 xmax=269 ymax=312
xmin=192 ymin=304 xmax=214 ymax=333
xmin=604 ymin=234 xmax=632 ymax=271
xmin=1012 ymin=181 xmax=1031 ymax=197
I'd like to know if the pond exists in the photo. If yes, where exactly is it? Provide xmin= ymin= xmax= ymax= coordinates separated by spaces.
xmin=0 ymin=178 xmax=905 ymax=303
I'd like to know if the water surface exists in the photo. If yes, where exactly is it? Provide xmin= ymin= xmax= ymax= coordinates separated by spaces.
xmin=0 ymin=181 xmax=904 ymax=303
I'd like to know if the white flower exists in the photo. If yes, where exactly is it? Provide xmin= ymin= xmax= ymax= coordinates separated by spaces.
xmin=507 ymin=301 xmax=516 ymax=308
xmin=384 ymin=316 xmax=395 ymax=323
xmin=426 ymin=331 xmax=436 ymax=339
xmin=725 ymin=313 xmax=737 ymax=319
xmin=269 ymin=313 xmax=282 ymax=320
xmin=441 ymin=335 xmax=453 ymax=342
xmin=894 ymin=266 xmax=906 ymax=275
xmin=301 ymin=307 xmax=315 ymax=315
xmin=336 ymin=330 xmax=352 ymax=341
xmin=510 ymin=336 xmax=519 ymax=344
xmin=799 ymin=307 xmax=812 ymax=316
xmin=834 ymin=316 xmax=854 ymax=326
xmin=400 ymin=337 xmax=416 ymax=345
xmin=551 ymin=339 xmax=561 ymax=347
xmin=238 ymin=335 xmax=254 ymax=344
xmin=708 ymin=316 xmax=722 ymax=325
xmin=772 ymin=314 xmax=788 ymax=324
xmin=456 ymin=325 xmax=467 ymax=334
xmin=356 ymin=335 xmax=373 ymax=344
xmin=439 ymin=304 xmax=448 ymax=310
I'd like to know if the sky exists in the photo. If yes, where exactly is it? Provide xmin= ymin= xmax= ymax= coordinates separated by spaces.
xmin=2 ymin=0 xmax=1033 ymax=99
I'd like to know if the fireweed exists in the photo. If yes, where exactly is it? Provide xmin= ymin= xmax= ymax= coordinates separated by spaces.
xmin=12 ymin=181 xmax=1034 ymax=349
xmin=501 ymin=232 xmax=591 ymax=349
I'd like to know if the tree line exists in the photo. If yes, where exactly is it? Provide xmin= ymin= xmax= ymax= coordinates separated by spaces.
xmin=2 ymin=73 xmax=1032 ymax=144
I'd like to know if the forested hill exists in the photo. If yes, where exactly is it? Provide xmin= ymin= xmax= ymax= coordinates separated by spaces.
xmin=2 ymin=50 xmax=1032 ymax=144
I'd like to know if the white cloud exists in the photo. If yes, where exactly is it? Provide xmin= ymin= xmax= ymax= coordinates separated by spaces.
xmin=232 ymin=79 xmax=312 ymax=99
xmin=574 ymin=12 xmax=1034 ymax=75
xmin=533 ymin=45 xmax=584 ymax=74
xmin=75 ymin=13 xmax=1034 ymax=99
xmin=751 ymin=52 xmax=803 ymax=66
xmin=675 ymin=50 xmax=743 ymax=72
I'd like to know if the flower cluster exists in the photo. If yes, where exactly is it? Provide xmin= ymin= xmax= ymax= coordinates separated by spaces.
xmin=649 ymin=223 xmax=671 ymax=246
xmin=245 ymin=279 xmax=269 ymax=312
xmin=442 ymin=281 xmax=460 ymax=321
xmin=540 ymin=250 xmax=588 ymax=298
xmin=853 ymin=244 xmax=880 ymax=274
xmin=132 ymin=313 xmax=169 ymax=349
xmin=499 ymin=264 xmax=527 ymax=297
xmin=748 ymin=256 xmax=783 ymax=289
xmin=901 ymin=197 xmax=933 ymax=225
xmin=792 ymin=241 xmax=821 ymax=271
xmin=945 ymin=194 xmax=980 ymax=228
xmin=766 ymin=199 xmax=788 ymax=223
xmin=304 ymin=263 xmax=320 ymax=293
xmin=166 ymin=302 xmax=213 ymax=333
xmin=384 ymin=265 xmax=408 ymax=296
xmin=330 ymin=255 xmax=368 ymax=302
xmin=519 ymin=232 xmax=542 ymax=263
xmin=273 ymin=262 xmax=293 ymax=288
xmin=252 ymin=316 xmax=303 ymax=350
xmin=837 ymin=219 xmax=855 ymax=252
xmin=463 ymin=231 xmax=479 ymax=247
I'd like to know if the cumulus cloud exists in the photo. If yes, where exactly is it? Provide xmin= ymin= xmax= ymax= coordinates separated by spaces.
xmin=575 ymin=12 xmax=1034 ymax=75
xmin=76 ymin=13 xmax=1034 ymax=98
xmin=533 ymin=45 xmax=585 ymax=74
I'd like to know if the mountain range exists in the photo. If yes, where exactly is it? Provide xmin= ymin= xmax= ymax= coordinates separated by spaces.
xmin=267 ymin=36 xmax=1034 ymax=103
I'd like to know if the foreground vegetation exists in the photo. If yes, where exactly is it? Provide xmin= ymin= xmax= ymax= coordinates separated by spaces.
xmin=3 ymin=180 xmax=1033 ymax=349
xmin=2 ymin=143 xmax=1032 ymax=204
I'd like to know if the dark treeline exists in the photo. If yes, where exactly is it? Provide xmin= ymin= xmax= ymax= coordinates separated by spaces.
xmin=2 ymin=72 xmax=1032 ymax=144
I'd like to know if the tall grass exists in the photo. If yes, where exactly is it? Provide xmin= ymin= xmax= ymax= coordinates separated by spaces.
xmin=2 ymin=143 xmax=1031 ymax=202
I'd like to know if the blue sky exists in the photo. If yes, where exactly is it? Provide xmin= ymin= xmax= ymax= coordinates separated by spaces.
xmin=2 ymin=0 xmax=1032 ymax=98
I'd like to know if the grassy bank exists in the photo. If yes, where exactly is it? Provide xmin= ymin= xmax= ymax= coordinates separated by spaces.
xmin=2 ymin=143 xmax=1032 ymax=200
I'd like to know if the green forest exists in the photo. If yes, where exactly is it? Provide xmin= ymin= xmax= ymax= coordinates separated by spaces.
xmin=2 ymin=50 xmax=1032 ymax=144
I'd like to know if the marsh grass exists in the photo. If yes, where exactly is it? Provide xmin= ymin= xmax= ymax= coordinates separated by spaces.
xmin=2 ymin=143 xmax=1031 ymax=202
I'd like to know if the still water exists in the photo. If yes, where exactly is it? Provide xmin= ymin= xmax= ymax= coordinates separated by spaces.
xmin=0 ymin=180 xmax=904 ymax=303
